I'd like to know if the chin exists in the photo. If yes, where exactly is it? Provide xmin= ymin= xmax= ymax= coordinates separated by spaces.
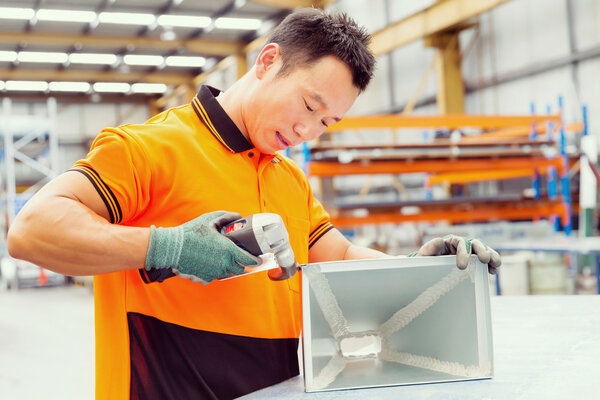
xmin=256 ymin=140 xmax=279 ymax=155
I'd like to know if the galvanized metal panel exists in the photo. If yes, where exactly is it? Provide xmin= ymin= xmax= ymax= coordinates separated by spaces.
xmin=301 ymin=255 xmax=493 ymax=392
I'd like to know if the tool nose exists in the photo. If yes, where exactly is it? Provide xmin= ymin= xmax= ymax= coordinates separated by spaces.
xmin=268 ymin=261 xmax=299 ymax=281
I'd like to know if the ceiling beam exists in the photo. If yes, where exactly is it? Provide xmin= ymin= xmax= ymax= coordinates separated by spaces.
xmin=193 ymin=56 xmax=237 ymax=87
xmin=0 ymin=31 xmax=244 ymax=56
xmin=370 ymin=0 xmax=510 ymax=56
xmin=0 ymin=92 xmax=152 ymax=104
xmin=249 ymin=0 xmax=336 ymax=8
xmin=244 ymin=35 xmax=268 ymax=54
xmin=0 ymin=68 xmax=194 ymax=86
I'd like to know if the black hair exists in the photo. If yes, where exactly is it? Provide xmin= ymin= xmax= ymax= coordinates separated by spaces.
xmin=266 ymin=8 xmax=375 ymax=91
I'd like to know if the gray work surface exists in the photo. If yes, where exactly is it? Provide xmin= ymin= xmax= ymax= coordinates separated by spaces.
xmin=241 ymin=295 xmax=600 ymax=400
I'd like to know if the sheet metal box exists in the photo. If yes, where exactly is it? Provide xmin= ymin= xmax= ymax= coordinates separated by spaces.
xmin=301 ymin=255 xmax=493 ymax=392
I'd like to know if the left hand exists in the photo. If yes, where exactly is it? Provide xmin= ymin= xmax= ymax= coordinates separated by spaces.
xmin=409 ymin=235 xmax=501 ymax=274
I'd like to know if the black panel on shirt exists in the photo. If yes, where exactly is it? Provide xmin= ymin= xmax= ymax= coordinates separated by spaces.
xmin=192 ymin=85 xmax=253 ymax=153
xmin=128 ymin=312 xmax=299 ymax=400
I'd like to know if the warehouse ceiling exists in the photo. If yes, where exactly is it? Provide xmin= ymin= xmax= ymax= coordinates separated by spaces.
xmin=0 ymin=0 xmax=326 ymax=101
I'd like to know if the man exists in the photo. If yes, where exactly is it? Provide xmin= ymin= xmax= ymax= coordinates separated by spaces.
xmin=7 ymin=8 xmax=500 ymax=400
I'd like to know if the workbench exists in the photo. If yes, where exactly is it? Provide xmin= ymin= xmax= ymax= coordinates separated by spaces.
xmin=241 ymin=295 xmax=600 ymax=399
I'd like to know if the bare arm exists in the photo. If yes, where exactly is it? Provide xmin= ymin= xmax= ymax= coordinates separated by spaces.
xmin=308 ymin=227 xmax=392 ymax=263
xmin=7 ymin=171 xmax=150 ymax=276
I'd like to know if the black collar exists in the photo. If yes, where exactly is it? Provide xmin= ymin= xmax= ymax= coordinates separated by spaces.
xmin=191 ymin=85 xmax=253 ymax=153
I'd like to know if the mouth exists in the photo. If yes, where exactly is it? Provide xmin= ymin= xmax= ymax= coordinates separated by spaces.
xmin=275 ymin=131 xmax=290 ymax=150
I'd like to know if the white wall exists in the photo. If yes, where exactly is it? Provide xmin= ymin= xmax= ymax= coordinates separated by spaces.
xmin=2 ymin=99 xmax=150 ymax=180
xmin=6 ymin=0 xmax=600 ymax=171
xmin=328 ymin=0 xmax=599 ymax=144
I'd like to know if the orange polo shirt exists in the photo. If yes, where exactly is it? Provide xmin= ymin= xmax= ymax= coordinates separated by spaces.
xmin=71 ymin=85 xmax=333 ymax=400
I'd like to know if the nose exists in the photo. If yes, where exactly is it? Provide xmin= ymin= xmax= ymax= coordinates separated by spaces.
xmin=293 ymin=121 xmax=324 ymax=142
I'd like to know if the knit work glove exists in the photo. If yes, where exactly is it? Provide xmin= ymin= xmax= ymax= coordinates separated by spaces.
xmin=145 ymin=211 xmax=261 ymax=284
xmin=408 ymin=235 xmax=501 ymax=274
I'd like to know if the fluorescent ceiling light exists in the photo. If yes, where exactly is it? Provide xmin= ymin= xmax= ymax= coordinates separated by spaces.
xmin=0 ymin=7 xmax=35 ymax=20
xmin=157 ymin=14 xmax=211 ymax=28
xmin=49 ymin=81 xmax=91 ymax=92
xmin=131 ymin=83 xmax=167 ymax=94
xmin=99 ymin=12 xmax=156 ymax=26
xmin=69 ymin=53 xmax=118 ymax=65
xmin=18 ymin=51 xmax=68 ymax=63
xmin=215 ymin=17 xmax=262 ymax=30
xmin=93 ymin=82 xmax=130 ymax=93
xmin=0 ymin=51 xmax=18 ymax=62
xmin=123 ymin=54 xmax=164 ymax=66
xmin=36 ymin=9 xmax=97 ymax=23
xmin=5 ymin=80 xmax=48 ymax=91
xmin=0 ymin=81 xmax=4 ymax=90
xmin=165 ymin=56 xmax=206 ymax=67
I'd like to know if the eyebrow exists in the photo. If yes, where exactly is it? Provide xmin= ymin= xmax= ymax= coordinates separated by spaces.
xmin=310 ymin=92 xmax=341 ymax=122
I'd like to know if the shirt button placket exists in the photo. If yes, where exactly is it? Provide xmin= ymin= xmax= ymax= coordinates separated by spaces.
xmin=257 ymin=158 xmax=268 ymax=212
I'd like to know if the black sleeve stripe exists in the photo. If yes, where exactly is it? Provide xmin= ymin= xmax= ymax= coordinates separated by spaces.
xmin=309 ymin=222 xmax=331 ymax=241
xmin=79 ymin=165 xmax=123 ymax=223
xmin=309 ymin=223 xmax=334 ymax=249
xmin=70 ymin=165 xmax=121 ymax=223
xmin=69 ymin=166 xmax=123 ymax=224
xmin=69 ymin=168 xmax=115 ymax=223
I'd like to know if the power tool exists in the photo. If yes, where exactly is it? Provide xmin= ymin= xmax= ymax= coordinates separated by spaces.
xmin=220 ymin=213 xmax=299 ymax=281
xmin=141 ymin=212 xmax=299 ymax=283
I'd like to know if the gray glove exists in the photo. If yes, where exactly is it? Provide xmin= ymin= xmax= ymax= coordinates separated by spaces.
xmin=145 ymin=211 xmax=261 ymax=284
xmin=409 ymin=234 xmax=501 ymax=274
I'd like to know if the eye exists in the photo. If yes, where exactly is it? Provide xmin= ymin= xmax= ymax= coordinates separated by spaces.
xmin=304 ymin=99 xmax=314 ymax=112
xmin=321 ymin=120 xmax=328 ymax=127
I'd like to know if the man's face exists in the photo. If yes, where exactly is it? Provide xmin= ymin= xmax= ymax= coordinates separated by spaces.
xmin=244 ymin=49 xmax=360 ymax=154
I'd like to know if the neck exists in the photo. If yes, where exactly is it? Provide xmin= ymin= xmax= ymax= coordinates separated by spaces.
xmin=215 ymin=73 xmax=252 ymax=143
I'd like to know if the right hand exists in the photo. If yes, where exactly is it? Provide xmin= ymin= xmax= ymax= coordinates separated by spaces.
xmin=408 ymin=235 xmax=501 ymax=274
xmin=145 ymin=211 xmax=261 ymax=284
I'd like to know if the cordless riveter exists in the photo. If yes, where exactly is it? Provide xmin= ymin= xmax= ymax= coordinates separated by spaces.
xmin=220 ymin=213 xmax=299 ymax=281
xmin=142 ymin=213 xmax=299 ymax=283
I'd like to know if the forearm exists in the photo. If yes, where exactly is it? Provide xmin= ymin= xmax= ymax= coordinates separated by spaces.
xmin=343 ymin=244 xmax=394 ymax=260
xmin=7 ymin=194 xmax=149 ymax=276
xmin=309 ymin=227 xmax=399 ymax=263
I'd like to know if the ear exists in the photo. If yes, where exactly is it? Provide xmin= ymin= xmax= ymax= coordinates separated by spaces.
xmin=255 ymin=43 xmax=281 ymax=79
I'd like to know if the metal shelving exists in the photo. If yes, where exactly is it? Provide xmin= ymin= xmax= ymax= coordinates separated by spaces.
xmin=306 ymin=111 xmax=580 ymax=232
xmin=0 ymin=97 xmax=65 ymax=289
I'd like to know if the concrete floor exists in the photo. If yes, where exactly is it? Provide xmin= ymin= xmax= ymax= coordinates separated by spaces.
xmin=0 ymin=285 xmax=94 ymax=400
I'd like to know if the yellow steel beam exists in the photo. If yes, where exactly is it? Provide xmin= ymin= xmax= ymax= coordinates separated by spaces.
xmin=326 ymin=114 xmax=562 ymax=132
xmin=193 ymin=56 xmax=237 ymax=87
xmin=330 ymin=202 xmax=569 ymax=228
xmin=426 ymin=32 xmax=465 ymax=113
xmin=459 ymin=122 xmax=583 ymax=143
xmin=308 ymin=156 xmax=565 ymax=177
xmin=158 ymin=51 xmax=248 ymax=110
xmin=0 ymin=68 xmax=193 ymax=86
xmin=244 ymin=35 xmax=268 ymax=55
xmin=149 ymin=98 xmax=161 ymax=119
xmin=250 ymin=0 xmax=315 ymax=7
xmin=427 ymin=168 xmax=540 ymax=185
xmin=0 ymin=31 xmax=243 ymax=56
xmin=235 ymin=52 xmax=248 ymax=80
xmin=155 ymin=84 xmax=196 ymax=110
xmin=370 ymin=0 xmax=510 ymax=56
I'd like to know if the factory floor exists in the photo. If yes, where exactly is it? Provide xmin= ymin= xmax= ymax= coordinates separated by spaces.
xmin=0 ymin=284 xmax=94 ymax=400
